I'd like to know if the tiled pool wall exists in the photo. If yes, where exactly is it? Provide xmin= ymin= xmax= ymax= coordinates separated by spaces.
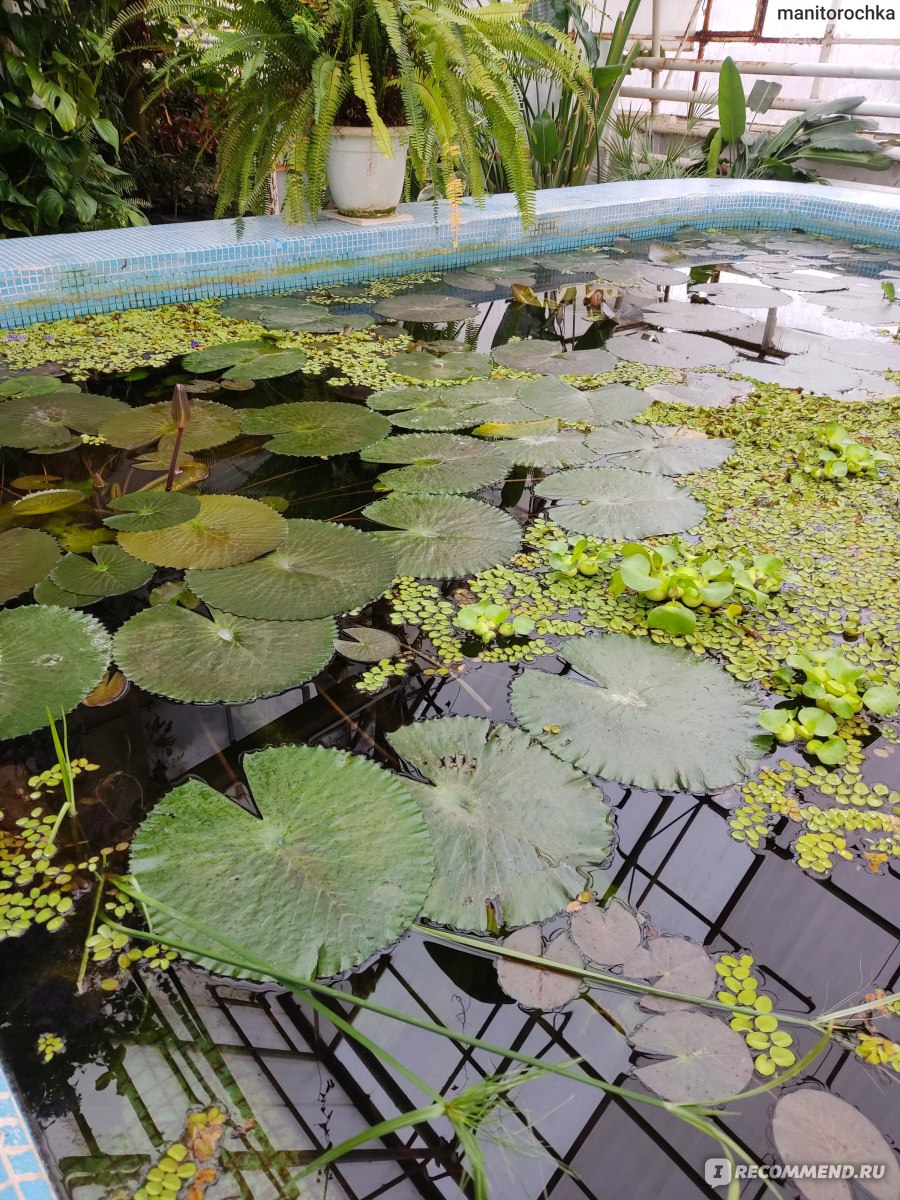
xmin=0 ymin=1067 xmax=54 ymax=1200
xmin=1 ymin=179 xmax=900 ymax=330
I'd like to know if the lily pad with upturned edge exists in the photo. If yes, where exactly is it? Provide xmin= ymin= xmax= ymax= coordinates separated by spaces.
xmin=117 ymin=495 xmax=286 ymax=569
xmin=361 ymin=432 xmax=515 ymax=495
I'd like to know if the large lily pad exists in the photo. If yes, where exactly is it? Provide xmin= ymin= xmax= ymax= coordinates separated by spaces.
xmin=118 ymin=495 xmax=286 ymax=569
xmin=387 ymin=717 xmax=613 ymax=930
xmin=475 ymin=423 xmax=594 ymax=469
xmin=386 ymin=350 xmax=493 ymax=382
xmin=585 ymin=423 xmax=734 ymax=475
xmin=361 ymin=433 xmax=514 ymax=494
xmin=630 ymin=1011 xmax=754 ymax=1103
xmin=185 ymin=519 xmax=396 ymax=620
xmin=534 ymin=467 xmax=705 ymax=539
xmin=0 ymin=529 xmax=60 ymax=605
xmin=694 ymin=282 xmax=793 ymax=309
xmin=333 ymin=626 xmax=401 ymax=663
xmin=181 ymin=340 xmax=272 ymax=372
xmin=374 ymin=294 xmax=479 ymax=323
xmin=0 ymin=606 xmax=111 ymax=739
xmin=510 ymin=633 xmax=763 ymax=791
xmin=113 ymin=605 xmax=335 ymax=703
xmin=182 ymin=341 xmax=309 ymax=379
xmin=103 ymin=491 xmax=201 ymax=532
xmin=0 ymin=392 xmax=130 ymax=449
xmin=465 ymin=258 xmax=537 ymax=281
xmin=517 ymin=377 xmax=595 ymax=422
xmin=363 ymin=494 xmax=521 ymax=578
xmin=51 ymin=544 xmax=154 ymax=598
xmin=219 ymin=293 xmax=374 ymax=333
xmin=99 ymin=400 xmax=242 ymax=452
xmin=491 ymin=341 xmax=616 ymax=376
xmin=622 ymin=936 xmax=717 ymax=1012
xmin=570 ymin=899 xmax=642 ymax=967
xmin=365 ymin=387 xmax=483 ymax=432
xmin=496 ymin=925 xmax=583 ymax=1010
xmin=645 ymin=374 xmax=752 ymax=408
xmin=11 ymin=488 xmax=84 ymax=515
xmin=730 ymin=358 xmax=863 ymax=395
xmin=240 ymin=401 xmax=390 ymax=456
xmin=33 ymin=578 xmax=94 ymax=609
xmin=643 ymin=304 xmax=756 ymax=334
xmin=606 ymin=333 xmax=735 ymax=369
xmin=771 ymin=1091 xmax=900 ymax=1200
xmin=583 ymin=384 xmax=651 ymax=425
xmin=0 ymin=375 xmax=80 ymax=398
xmin=130 ymin=744 xmax=434 ymax=978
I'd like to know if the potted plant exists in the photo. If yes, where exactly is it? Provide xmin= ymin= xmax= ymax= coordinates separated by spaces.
xmin=113 ymin=0 xmax=592 ymax=223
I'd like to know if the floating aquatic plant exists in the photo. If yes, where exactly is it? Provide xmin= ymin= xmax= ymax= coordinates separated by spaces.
xmin=534 ymin=466 xmax=706 ymax=540
xmin=454 ymin=600 xmax=535 ymax=643
xmin=117 ymin=495 xmax=287 ymax=569
xmin=804 ymin=422 xmax=893 ymax=481
xmin=240 ymin=400 xmax=390 ymax=456
xmin=0 ymin=528 xmax=61 ymax=605
xmin=361 ymin=432 xmax=515 ymax=495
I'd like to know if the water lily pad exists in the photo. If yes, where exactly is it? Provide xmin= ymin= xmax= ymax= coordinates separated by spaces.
xmin=363 ymin=494 xmax=521 ymax=578
xmin=510 ymin=633 xmax=762 ymax=791
xmin=496 ymin=925 xmax=583 ymax=1010
xmin=185 ymin=519 xmax=396 ymax=620
xmin=818 ymin=335 xmax=900 ymax=372
xmin=643 ymin=304 xmax=756 ymax=334
xmin=491 ymin=341 xmax=616 ymax=376
xmin=365 ymin=387 xmax=486 ymax=432
xmin=387 ymin=350 xmax=493 ymax=382
xmin=585 ymin=423 xmax=734 ymax=475
xmin=731 ymin=358 xmax=864 ymax=395
xmin=606 ymin=333 xmax=736 ymax=369
xmin=570 ymin=899 xmax=642 ymax=966
xmin=11 ymin=489 xmax=85 ymax=515
xmin=51 ymin=544 xmax=154 ymax=598
xmin=361 ymin=433 xmax=514 ymax=494
xmin=623 ymin=936 xmax=717 ymax=1012
xmin=0 ymin=392 xmax=129 ymax=449
xmin=218 ymin=294 xmax=372 ymax=333
xmin=534 ymin=467 xmax=705 ymax=539
xmin=0 ymin=375 xmax=80 ymax=398
xmin=465 ymin=258 xmax=537 ymax=281
xmin=374 ymin=294 xmax=479 ymax=323
xmin=517 ymin=377 xmax=594 ymax=422
xmin=99 ymin=400 xmax=242 ymax=452
xmin=181 ymin=340 xmax=272 ymax=372
xmin=103 ymin=491 xmax=201 ymax=532
xmin=0 ymin=529 xmax=60 ymax=605
xmin=333 ymin=626 xmax=401 ymax=663
xmin=630 ymin=1011 xmax=753 ymax=1103
xmin=772 ymin=1091 xmax=900 ymax=1200
xmin=33 ymin=578 xmax=94 ymax=609
xmin=695 ymin=282 xmax=793 ymax=309
xmin=645 ymin=375 xmax=752 ymax=408
xmin=241 ymin=401 xmax=390 ymax=456
xmin=118 ymin=495 xmax=286 ymax=569
xmin=113 ymin=605 xmax=335 ymax=703
xmin=387 ymin=717 xmax=613 ymax=930
xmin=0 ymin=606 xmax=111 ymax=739
xmin=476 ymin=424 xmax=594 ymax=469
xmin=821 ymin=295 xmax=900 ymax=325
xmin=221 ymin=349 xmax=309 ymax=381
xmin=82 ymin=669 xmax=129 ymax=707
xmin=582 ymin=384 xmax=651 ymax=425
xmin=442 ymin=270 xmax=498 ymax=293
xmin=130 ymin=743 xmax=433 ymax=978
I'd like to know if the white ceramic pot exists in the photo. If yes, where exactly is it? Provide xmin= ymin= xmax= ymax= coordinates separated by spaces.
xmin=326 ymin=126 xmax=410 ymax=217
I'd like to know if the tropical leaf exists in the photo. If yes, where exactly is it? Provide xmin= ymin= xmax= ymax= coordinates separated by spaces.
xmin=510 ymin=633 xmax=763 ymax=791
xmin=185 ymin=519 xmax=396 ymax=620
xmin=130 ymin=744 xmax=434 ymax=978
xmin=534 ymin=467 xmax=705 ymax=539
xmin=0 ymin=529 xmax=60 ymax=605
xmin=0 ymin=392 xmax=129 ymax=449
xmin=717 ymin=56 xmax=746 ymax=144
xmin=117 ymin=495 xmax=287 ymax=569
xmin=99 ymin=400 xmax=242 ymax=452
xmin=491 ymin=341 xmax=616 ymax=376
xmin=387 ymin=717 xmax=613 ymax=930
xmin=570 ymin=899 xmax=642 ymax=967
xmin=606 ymin=333 xmax=736 ymax=369
xmin=630 ymin=1011 xmax=753 ymax=1102
xmin=361 ymin=432 xmax=514 ymax=494
xmin=113 ymin=605 xmax=335 ymax=703
xmin=51 ymin=545 xmax=154 ymax=599
xmin=240 ymin=401 xmax=390 ymax=456
xmin=0 ymin=607 xmax=111 ymax=740
xmin=374 ymin=294 xmax=479 ymax=323
xmin=333 ymin=626 xmax=401 ymax=663
xmin=103 ymin=491 xmax=201 ymax=532
xmin=364 ymin=494 xmax=521 ymax=578
xmin=387 ymin=350 xmax=493 ymax=382
xmin=582 ymin=384 xmax=651 ymax=425
xmin=496 ymin=925 xmax=583 ymax=1010
xmin=585 ymin=424 xmax=734 ymax=475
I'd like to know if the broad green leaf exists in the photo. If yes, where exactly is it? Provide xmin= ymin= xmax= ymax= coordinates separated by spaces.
xmin=364 ymin=494 xmax=521 ymax=578
xmin=0 ymin=528 xmax=60 ymax=605
xmin=387 ymin=717 xmax=613 ymax=930
xmin=862 ymin=685 xmax=900 ymax=716
xmin=374 ymin=294 xmax=479 ymax=323
xmin=643 ymin=304 xmax=756 ymax=334
xmin=182 ymin=340 xmax=272 ymax=372
xmin=510 ymin=633 xmax=762 ymax=791
xmin=387 ymin=350 xmax=493 ymax=382
xmin=693 ymin=282 xmax=793 ymax=309
xmin=631 ymin=1011 xmax=753 ymax=1102
xmin=717 ymin=56 xmax=747 ymax=144
xmin=114 ymin=605 xmax=335 ymax=703
xmin=528 ymin=110 xmax=561 ymax=167
xmin=11 ymin=489 xmax=85 ymax=515
xmin=218 ymin=294 xmax=373 ymax=332
xmin=0 ymin=606 xmax=111 ymax=739
xmin=222 ymin=350 xmax=309 ymax=380
xmin=534 ymin=467 xmax=705 ymax=539
xmin=646 ymin=601 xmax=696 ymax=635
xmin=130 ymin=744 xmax=434 ymax=978
xmin=241 ymin=401 xmax=390 ymax=456
xmin=583 ymin=384 xmax=651 ymax=425
xmin=475 ymin=423 xmax=594 ymax=470
xmin=496 ymin=925 xmax=582 ymax=1010
xmin=517 ymin=378 xmax=593 ymax=423
xmin=361 ymin=432 xmax=514 ymax=494
xmin=570 ymin=899 xmax=642 ymax=967
xmin=645 ymin=374 xmax=752 ymax=409
xmin=99 ymin=400 xmax=242 ymax=452
xmin=333 ymin=626 xmax=401 ymax=663
xmin=185 ymin=519 xmax=396 ymax=620
xmin=118 ymin=495 xmax=286 ymax=569
xmin=51 ymin=545 xmax=153 ymax=599
xmin=103 ymin=491 xmax=201 ymax=532
xmin=33 ymin=578 xmax=94 ymax=609
xmin=491 ymin=341 xmax=616 ymax=376
xmin=0 ymin=375 xmax=79 ymax=398
xmin=0 ymin=392 xmax=129 ymax=449
xmin=585 ymin=423 xmax=734 ymax=475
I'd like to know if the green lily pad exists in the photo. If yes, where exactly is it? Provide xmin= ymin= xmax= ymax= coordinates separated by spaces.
xmin=114 ymin=605 xmax=335 ymax=704
xmin=365 ymin=387 xmax=484 ymax=431
xmin=387 ymin=717 xmax=613 ymax=930
xmin=333 ymin=626 xmax=401 ymax=663
xmin=241 ymin=402 xmax=390 ymax=456
xmin=99 ymin=400 xmax=242 ymax=452
xmin=361 ymin=433 xmax=514 ymax=494
xmin=33 ymin=578 xmax=94 ymax=609
xmin=181 ymin=340 xmax=272 ymax=372
xmin=51 ymin=545 xmax=154 ymax=598
xmin=534 ymin=467 xmax=705 ymax=539
xmin=466 ymin=257 xmax=537 ymax=280
xmin=631 ymin=1011 xmax=754 ymax=1103
xmin=511 ymin=633 xmax=763 ymax=791
xmin=185 ymin=519 xmax=396 ymax=620
xmin=130 ymin=743 xmax=433 ymax=978
xmin=386 ymin=350 xmax=493 ymax=382
xmin=363 ymin=494 xmax=521 ymax=578
xmin=606 ymin=333 xmax=736 ymax=369
xmin=0 ymin=375 xmax=80 ymax=398
xmin=374 ymin=294 xmax=479 ymax=323
xmin=585 ymin=423 xmax=734 ymax=475
xmin=0 ymin=606 xmax=111 ymax=739
xmin=218 ymin=294 xmax=373 ymax=333
xmin=0 ymin=392 xmax=130 ymax=449
xmin=496 ymin=925 xmax=583 ymax=1010
xmin=118 ymin=495 xmax=287 ymax=569
xmin=103 ymin=491 xmax=201 ymax=532
xmin=0 ymin=529 xmax=61 ymax=605
xmin=475 ymin=423 xmax=594 ymax=469
xmin=11 ymin=489 xmax=85 ymax=515
xmin=491 ymin=341 xmax=616 ymax=376
xmin=582 ymin=384 xmax=651 ymax=425
xmin=517 ymin=377 xmax=595 ymax=422
xmin=222 ymin=350 xmax=309 ymax=381
xmin=183 ymin=343 xmax=309 ymax=382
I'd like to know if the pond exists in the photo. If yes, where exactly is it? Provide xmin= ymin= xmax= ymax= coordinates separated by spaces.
xmin=1 ymin=224 xmax=899 ymax=1200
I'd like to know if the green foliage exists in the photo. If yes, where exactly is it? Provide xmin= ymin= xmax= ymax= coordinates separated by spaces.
xmin=716 ymin=57 xmax=746 ymax=145
xmin=547 ymin=537 xmax=614 ymax=580
xmin=805 ymin=423 xmax=893 ymax=481
xmin=455 ymin=599 xmax=535 ymax=643
xmin=772 ymin=648 xmax=900 ymax=722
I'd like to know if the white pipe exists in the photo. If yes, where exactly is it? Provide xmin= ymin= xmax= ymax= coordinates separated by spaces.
xmin=650 ymin=0 xmax=662 ymax=120
xmin=619 ymin=84 xmax=900 ymax=118
xmin=633 ymin=57 xmax=900 ymax=81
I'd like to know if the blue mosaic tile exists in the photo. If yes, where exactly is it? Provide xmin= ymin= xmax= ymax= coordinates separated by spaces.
xmin=0 ymin=1063 xmax=55 ymax=1200
xmin=0 ymin=179 xmax=898 ymax=328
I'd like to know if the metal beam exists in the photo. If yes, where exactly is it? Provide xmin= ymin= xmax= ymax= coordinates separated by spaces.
xmin=633 ymin=57 xmax=900 ymax=81
xmin=619 ymin=84 xmax=900 ymax=118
